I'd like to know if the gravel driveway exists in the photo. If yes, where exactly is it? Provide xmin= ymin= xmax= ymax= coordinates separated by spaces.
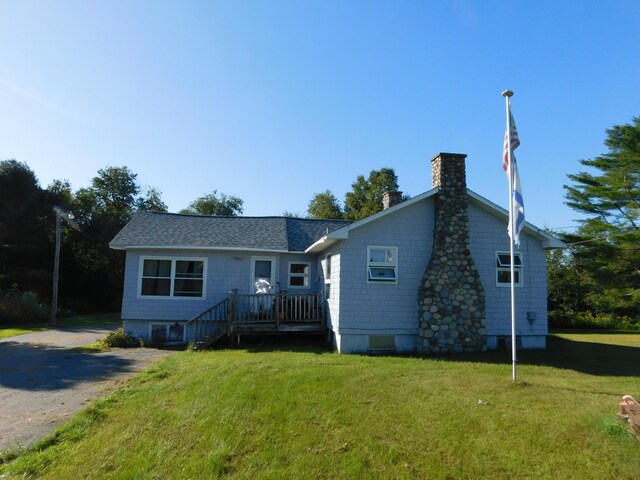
xmin=0 ymin=326 xmax=174 ymax=452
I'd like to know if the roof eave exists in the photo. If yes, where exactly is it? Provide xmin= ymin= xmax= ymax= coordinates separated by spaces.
xmin=305 ymin=236 xmax=342 ymax=253
xmin=109 ymin=245 xmax=291 ymax=253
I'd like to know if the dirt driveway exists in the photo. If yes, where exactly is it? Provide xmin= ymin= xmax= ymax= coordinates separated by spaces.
xmin=0 ymin=326 xmax=174 ymax=452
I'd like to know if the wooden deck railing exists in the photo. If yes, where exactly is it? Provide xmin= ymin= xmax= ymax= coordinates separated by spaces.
xmin=230 ymin=291 xmax=324 ymax=325
xmin=186 ymin=291 xmax=325 ymax=346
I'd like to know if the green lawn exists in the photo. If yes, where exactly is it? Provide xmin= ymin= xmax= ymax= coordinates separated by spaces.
xmin=56 ymin=312 xmax=121 ymax=328
xmin=2 ymin=333 xmax=640 ymax=479
xmin=0 ymin=313 xmax=121 ymax=340
xmin=0 ymin=324 xmax=49 ymax=340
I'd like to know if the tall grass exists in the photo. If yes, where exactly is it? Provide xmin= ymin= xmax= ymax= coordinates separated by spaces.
xmin=2 ymin=334 xmax=640 ymax=479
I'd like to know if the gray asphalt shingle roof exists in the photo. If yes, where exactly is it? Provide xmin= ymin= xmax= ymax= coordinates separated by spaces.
xmin=109 ymin=211 xmax=352 ymax=252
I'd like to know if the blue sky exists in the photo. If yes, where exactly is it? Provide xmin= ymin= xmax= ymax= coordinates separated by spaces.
xmin=1 ymin=1 xmax=639 ymax=230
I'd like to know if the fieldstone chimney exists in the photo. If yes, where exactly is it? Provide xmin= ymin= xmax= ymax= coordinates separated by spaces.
xmin=417 ymin=153 xmax=486 ymax=353
xmin=382 ymin=191 xmax=403 ymax=210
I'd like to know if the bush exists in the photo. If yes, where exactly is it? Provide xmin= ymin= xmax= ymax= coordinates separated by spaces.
xmin=549 ymin=309 xmax=640 ymax=330
xmin=99 ymin=328 xmax=140 ymax=348
xmin=0 ymin=288 xmax=49 ymax=324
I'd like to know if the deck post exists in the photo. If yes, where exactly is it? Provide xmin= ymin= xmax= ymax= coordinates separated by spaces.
xmin=275 ymin=293 xmax=280 ymax=328
xmin=227 ymin=290 xmax=236 ymax=338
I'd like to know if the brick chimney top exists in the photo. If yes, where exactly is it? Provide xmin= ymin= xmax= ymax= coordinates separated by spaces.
xmin=382 ymin=191 xmax=403 ymax=210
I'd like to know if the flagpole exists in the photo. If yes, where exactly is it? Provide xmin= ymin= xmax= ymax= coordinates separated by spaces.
xmin=502 ymin=89 xmax=517 ymax=383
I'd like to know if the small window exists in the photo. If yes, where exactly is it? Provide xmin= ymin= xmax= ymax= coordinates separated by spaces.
xmin=150 ymin=322 xmax=184 ymax=343
xmin=368 ymin=335 xmax=396 ymax=351
xmin=323 ymin=254 xmax=332 ymax=299
xmin=288 ymin=262 xmax=311 ymax=288
xmin=496 ymin=251 xmax=523 ymax=286
xmin=367 ymin=246 xmax=398 ymax=283
xmin=140 ymin=257 xmax=206 ymax=298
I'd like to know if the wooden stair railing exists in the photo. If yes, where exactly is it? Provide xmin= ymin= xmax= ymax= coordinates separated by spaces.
xmin=184 ymin=298 xmax=229 ymax=349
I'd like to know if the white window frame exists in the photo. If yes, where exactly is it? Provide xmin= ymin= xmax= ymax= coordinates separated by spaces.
xmin=324 ymin=254 xmax=332 ymax=281
xmin=496 ymin=251 xmax=523 ymax=287
xmin=323 ymin=254 xmax=332 ymax=300
xmin=288 ymin=261 xmax=311 ymax=289
xmin=149 ymin=322 xmax=185 ymax=343
xmin=250 ymin=256 xmax=277 ymax=294
xmin=367 ymin=246 xmax=398 ymax=284
xmin=138 ymin=256 xmax=207 ymax=300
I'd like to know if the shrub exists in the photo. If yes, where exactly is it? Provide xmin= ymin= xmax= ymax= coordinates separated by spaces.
xmin=0 ymin=289 xmax=49 ymax=324
xmin=99 ymin=328 xmax=140 ymax=348
xmin=549 ymin=309 xmax=640 ymax=330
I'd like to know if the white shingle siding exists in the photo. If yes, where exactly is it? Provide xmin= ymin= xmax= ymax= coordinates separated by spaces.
xmin=121 ymin=249 xmax=320 ymax=338
xmin=330 ymin=197 xmax=549 ymax=353
xmin=331 ymin=199 xmax=434 ymax=343
xmin=467 ymin=203 xmax=548 ymax=338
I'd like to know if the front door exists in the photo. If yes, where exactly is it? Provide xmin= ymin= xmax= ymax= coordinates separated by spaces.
xmin=251 ymin=257 xmax=276 ymax=294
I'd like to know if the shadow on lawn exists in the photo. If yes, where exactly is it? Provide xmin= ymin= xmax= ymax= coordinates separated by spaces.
xmin=0 ymin=341 xmax=138 ymax=391
xmin=443 ymin=335 xmax=640 ymax=377
xmin=214 ymin=333 xmax=640 ymax=376
xmin=519 ymin=335 xmax=640 ymax=376
xmin=228 ymin=334 xmax=331 ymax=355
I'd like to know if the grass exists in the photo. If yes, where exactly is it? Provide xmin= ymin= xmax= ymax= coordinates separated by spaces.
xmin=2 ymin=334 xmax=640 ymax=479
xmin=0 ymin=324 xmax=49 ymax=340
xmin=0 ymin=313 xmax=121 ymax=340
xmin=57 ymin=312 xmax=122 ymax=327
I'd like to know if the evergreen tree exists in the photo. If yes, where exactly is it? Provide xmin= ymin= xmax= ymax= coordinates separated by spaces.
xmin=563 ymin=116 xmax=640 ymax=316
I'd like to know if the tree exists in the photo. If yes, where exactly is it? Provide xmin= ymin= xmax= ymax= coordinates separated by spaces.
xmin=343 ymin=168 xmax=400 ymax=220
xmin=137 ymin=187 xmax=168 ymax=212
xmin=563 ymin=116 xmax=640 ymax=317
xmin=0 ymin=160 xmax=52 ymax=296
xmin=307 ymin=190 xmax=343 ymax=219
xmin=180 ymin=190 xmax=244 ymax=216
xmin=546 ymin=247 xmax=594 ymax=325
xmin=62 ymin=166 xmax=167 ymax=311
xmin=282 ymin=210 xmax=302 ymax=218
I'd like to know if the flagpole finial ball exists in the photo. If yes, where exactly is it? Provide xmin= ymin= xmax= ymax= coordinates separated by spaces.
xmin=502 ymin=90 xmax=514 ymax=98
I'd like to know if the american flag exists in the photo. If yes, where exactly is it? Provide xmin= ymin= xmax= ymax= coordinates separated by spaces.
xmin=503 ymin=102 xmax=525 ymax=247
xmin=502 ymin=109 xmax=520 ymax=173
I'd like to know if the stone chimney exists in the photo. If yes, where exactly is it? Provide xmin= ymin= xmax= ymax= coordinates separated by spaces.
xmin=382 ymin=191 xmax=403 ymax=210
xmin=417 ymin=153 xmax=486 ymax=353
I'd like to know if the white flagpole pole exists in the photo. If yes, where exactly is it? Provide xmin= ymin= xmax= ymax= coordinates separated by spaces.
xmin=502 ymin=89 xmax=517 ymax=383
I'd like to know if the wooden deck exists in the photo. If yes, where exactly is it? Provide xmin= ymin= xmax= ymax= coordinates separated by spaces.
xmin=185 ymin=292 xmax=326 ymax=348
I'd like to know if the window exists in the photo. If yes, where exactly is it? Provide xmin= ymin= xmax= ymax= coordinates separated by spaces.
xmin=288 ymin=262 xmax=311 ymax=288
xmin=324 ymin=254 xmax=332 ymax=299
xmin=368 ymin=335 xmax=396 ymax=351
xmin=367 ymin=246 xmax=398 ymax=283
xmin=496 ymin=251 xmax=523 ymax=286
xmin=150 ymin=322 xmax=184 ymax=343
xmin=140 ymin=257 xmax=206 ymax=298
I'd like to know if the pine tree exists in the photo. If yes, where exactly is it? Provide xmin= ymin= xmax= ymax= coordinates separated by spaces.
xmin=564 ymin=116 xmax=640 ymax=316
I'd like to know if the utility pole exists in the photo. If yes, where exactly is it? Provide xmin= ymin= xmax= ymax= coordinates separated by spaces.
xmin=50 ymin=209 xmax=74 ymax=326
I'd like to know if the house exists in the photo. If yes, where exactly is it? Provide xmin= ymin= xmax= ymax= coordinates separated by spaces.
xmin=109 ymin=153 xmax=564 ymax=353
